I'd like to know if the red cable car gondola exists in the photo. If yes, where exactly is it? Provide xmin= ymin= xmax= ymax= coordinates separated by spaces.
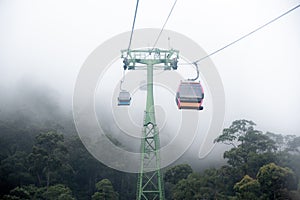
xmin=176 ymin=81 xmax=204 ymax=110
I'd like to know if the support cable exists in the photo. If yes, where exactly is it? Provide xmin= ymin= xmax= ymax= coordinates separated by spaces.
xmin=181 ymin=3 xmax=300 ymax=65
xmin=122 ymin=0 xmax=140 ymax=90
xmin=151 ymin=0 xmax=178 ymax=51
xmin=128 ymin=0 xmax=140 ymax=51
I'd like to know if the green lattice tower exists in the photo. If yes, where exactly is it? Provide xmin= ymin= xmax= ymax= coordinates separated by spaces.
xmin=121 ymin=49 xmax=179 ymax=200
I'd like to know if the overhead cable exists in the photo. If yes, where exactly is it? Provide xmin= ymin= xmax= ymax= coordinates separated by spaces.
xmin=187 ymin=4 xmax=300 ymax=65
xmin=128 ymin=0 xmax=140 ymax=51
xmin=151 ymin=0 xmax=178 ymax=50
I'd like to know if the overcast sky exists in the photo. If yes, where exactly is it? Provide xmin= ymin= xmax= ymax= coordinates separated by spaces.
xmin=0 ymin=0 xmax=300 ymax=135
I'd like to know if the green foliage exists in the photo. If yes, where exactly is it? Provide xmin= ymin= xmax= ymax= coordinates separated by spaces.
xmin=27 ymin=131 xmax=70 ymax=187
xmin=1 ymin=118 xmax=300 ymax=200
xmin=3 ymin=184 xmax=75 ymax=200
xmin=216 ymin=165 xmax=241 ymax=196
xmin=172 ymin=169 xmax=235 ymax=200
xmin=287 ymin=136 xmax=300 ymax=153
xmin=3 ymin=186 xmax=31 ymax=200
xmin=234 ymin=175 xmax=261 ymax=200
xmin=0 ymin=151 xmax=33 ymax=187
xmin=0 ymin=119 xmax=139 ymax=200
xmin=216 ymin=120 xmax=277 ymax=177
xmin=66 ymin=136 xmax=123 ymax=199
xmin=214 ymin=119 xmax=256 ymax=147
xmin=164 ymin=164 xmax=193 ymax=200
xmin=21 ymin=185 xmax=44 ymax=199
xmin=172 ymin=173 xmax=201 ymax=200
xmin=233 ymin=163 xmax=298 ymax=200
xmin=42 ymin=184 xmax=75 ymax=200
xmin=92 ymin=179 xmax=119 ymax=200
xmin=265 ymin=132 xmax=295 ymax=152
xmin=164 ymin=164 xmax=193 ymax=184
xmin=257 ymin=163 xmax=297 ymax=199
xmin=0 ymin=121 xmax=37 ymax=156
xmin=200 ymin=168 xmax=221 ymax=194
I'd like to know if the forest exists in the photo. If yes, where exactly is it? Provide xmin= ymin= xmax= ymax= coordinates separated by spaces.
xmin=0 ymin=115 xmax=299 ymax=199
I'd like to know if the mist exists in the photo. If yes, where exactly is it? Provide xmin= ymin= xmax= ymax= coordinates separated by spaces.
xmin=0 ymin=77 xmax=75 ymax=134
xmin=1 ymin=0 xmax=300 ymax=135
xmin=1 ymin=1 xmax=300 ymax=172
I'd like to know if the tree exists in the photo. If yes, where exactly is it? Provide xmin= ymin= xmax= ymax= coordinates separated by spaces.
xmin=215 ymin=120 xmax=277 ymax=177
xmin=200 ymin=167 xmax=236 ymax=199
xmin=234 ymin=175 xmax=261 ymax=200
xmin=3 ymin=186 xmax=31 ymax=200
xmin=27 ymin=131 xmax=70 ymax=187
xmin=214 ymin=119 xmax=257 ymax=148
xmin=287 ymin=136 xmax=300 ymax=153
xmin=172 ymin=173 xmax=202 ymax=200
xmin=66 ymin=136 xmax=112 ymax=199
xmin=3 ymin=184 xmax=75 ymax=200
xmin=0 ymin=151 xmax=33 ymax=190
xmin=164 ymin=164 xmax=193 ymax=200
xmin=265 ymin=132 xmax=296 ymax=152
xmin=215 ymin=120 xmax=276 ymax=153
xmin=164 ymin=164 xmax=193 ymax=185
xmin=216 ymin=165 xmax=241 ymax=196
xmin=92 ymin=179 xmax=119 ymax=200
xmin=21 ymin=185 xmax=44 ymax=200
xmin=42 ymin=184 xmax=75 ymax=200
xmin=257 ymin=163 xmax=297 ymax=199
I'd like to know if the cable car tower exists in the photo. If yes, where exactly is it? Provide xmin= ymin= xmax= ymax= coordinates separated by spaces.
xmin=121 ymin=48 xmax=179 ymax=200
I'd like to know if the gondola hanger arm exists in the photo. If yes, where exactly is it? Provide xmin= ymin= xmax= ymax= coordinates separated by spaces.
xmin=187 ymin=62 xmax=200 ymax=81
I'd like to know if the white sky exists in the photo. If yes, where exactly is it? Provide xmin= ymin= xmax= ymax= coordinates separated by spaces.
xmin=0 ymin=0 xmax=300 ymax=135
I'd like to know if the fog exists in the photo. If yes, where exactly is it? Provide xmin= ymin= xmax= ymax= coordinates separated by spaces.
xmin=1 ymin=0 xmax=299 ymax=133
xmin=0 ymin=1 xmax=300 ymax=169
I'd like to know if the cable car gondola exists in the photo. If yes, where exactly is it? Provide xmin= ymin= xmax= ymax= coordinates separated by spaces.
xmin=117 ymin=68 xmax=131 ymax=106
xmin=176 ymin=81 xmax=204 ymax=110
xmin=118 ymin=90 xmax=131 ymax=106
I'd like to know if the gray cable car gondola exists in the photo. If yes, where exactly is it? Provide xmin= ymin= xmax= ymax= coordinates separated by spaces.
xmin=118 ymin=69 xmax=131 ymax=106
xmin=176 ymin=81 xmax=204 ymax=110
xmin=118 ymin=90 xmax=131 ymax=106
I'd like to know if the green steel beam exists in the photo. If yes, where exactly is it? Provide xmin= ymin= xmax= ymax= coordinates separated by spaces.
xmin=121 ymin=48 xmax=179 ymax=70
xmin=121 ymin=49 xmax=179 ymax=200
